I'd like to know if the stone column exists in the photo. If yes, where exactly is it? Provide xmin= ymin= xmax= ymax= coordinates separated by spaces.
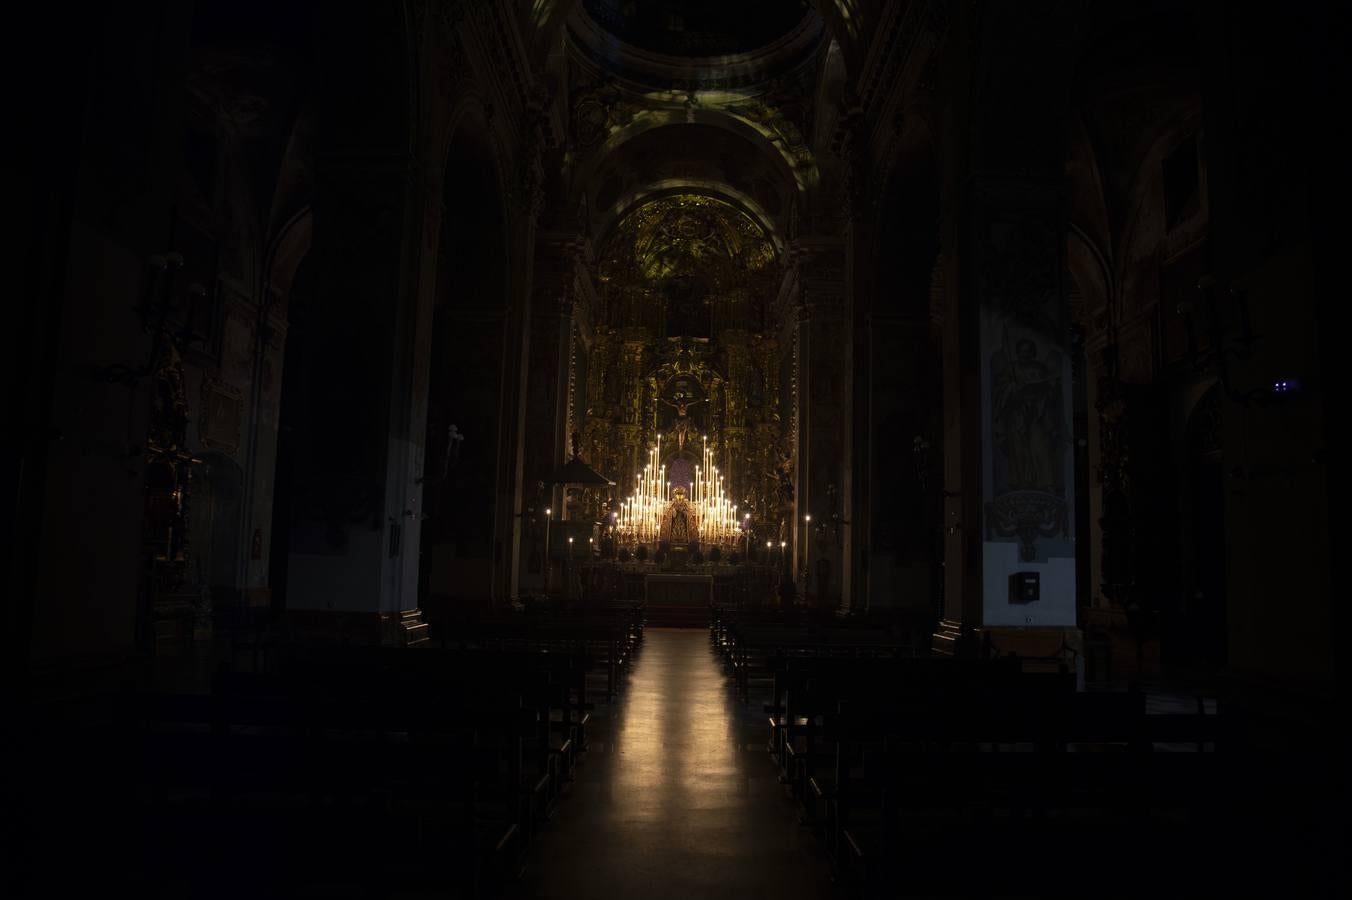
xmin=282 ymin=153 xmax=428 ymax=644
xmin=521 ymin=234 xmax=583 ymax=592
xmin=934 ymin=244 xmax=979 ymax=653
xmin=865 ymin=311 xmax=936 ymax=616
xmin=795 ymin=244 xmax=848 ymax=609
xmin=844 ymin=189 xmax=872 ymax=614
xmin=934 ymin=177 xmax=1080 ymax=666
xmin=498 ymin=221 xmax=535 ymax=605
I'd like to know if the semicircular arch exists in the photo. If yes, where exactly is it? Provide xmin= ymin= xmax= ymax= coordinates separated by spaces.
xmin=575 ymin=112 xmax=812 ymax=217
xmin=595 ymin=180 xmax=785 ymax=254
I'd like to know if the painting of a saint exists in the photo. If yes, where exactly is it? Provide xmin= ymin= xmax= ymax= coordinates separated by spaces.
xmin=991 ymin=327 xmax=1062 ymax=495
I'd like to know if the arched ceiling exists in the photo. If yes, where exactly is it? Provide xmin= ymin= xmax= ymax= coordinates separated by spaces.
xmin=586 ymin=122 xmax=794 ymax=240
xmin=564 ymin=0 xmax=828 ymax=213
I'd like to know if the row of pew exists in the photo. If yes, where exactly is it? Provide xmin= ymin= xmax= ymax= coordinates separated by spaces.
xmin=712 ymin=605 xmax=927 ymax=699
xmin=429 ymin=604 xmax=645 ymax=699
xmin=712 ymin=610 xmax=1334 ymax=897
xmin=16 ymin=607 xmax=644 ymax=898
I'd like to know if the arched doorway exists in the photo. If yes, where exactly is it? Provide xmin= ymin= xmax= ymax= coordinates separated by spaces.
xmin=419 ymin=122 xmax=510 ymax=628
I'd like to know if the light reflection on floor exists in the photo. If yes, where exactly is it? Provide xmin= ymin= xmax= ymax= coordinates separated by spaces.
xmin=506 ymin=628 xmax=839 ymax=900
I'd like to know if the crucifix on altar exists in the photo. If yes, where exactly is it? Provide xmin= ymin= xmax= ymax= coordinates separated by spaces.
xmin=658 ymin=394 xmax=704 ymax=452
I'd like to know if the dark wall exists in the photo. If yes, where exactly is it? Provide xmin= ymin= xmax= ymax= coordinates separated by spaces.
xmin=24 ymin=4 xmax=193 ymax=672
xmin=420 ymin=127 xmax=509 ymax=609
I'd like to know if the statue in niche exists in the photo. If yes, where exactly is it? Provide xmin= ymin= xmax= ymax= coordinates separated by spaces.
xmin=661 ymin=487 xmax=695 ymax=543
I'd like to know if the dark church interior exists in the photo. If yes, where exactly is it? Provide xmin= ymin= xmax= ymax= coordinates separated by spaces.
xmin=13 ymin=1 xmax=1340 ymax=897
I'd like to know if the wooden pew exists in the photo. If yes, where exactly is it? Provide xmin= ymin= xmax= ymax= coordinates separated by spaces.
xmin=798 ymin=682 xmax=1236 ymax=898
xmin=113 ymin=638 xmax=608 ymax=897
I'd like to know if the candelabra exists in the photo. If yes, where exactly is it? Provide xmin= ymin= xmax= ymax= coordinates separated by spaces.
xmin=692 ymin=434 xmax=740 ymax=547
xmin=614 ymin=433 xmax=741 ymax=549
xmin=615 ymin=436 xmax=668 ymax=546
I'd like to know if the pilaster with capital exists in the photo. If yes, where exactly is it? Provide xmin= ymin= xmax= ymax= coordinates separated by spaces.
xmin=790 ymin=241 xmax=849 ymax=609
xmin=521 ymin=234 xmax=588 ymax=585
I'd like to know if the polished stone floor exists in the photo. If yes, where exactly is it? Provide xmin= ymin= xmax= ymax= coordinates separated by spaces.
xmin=505 ymin=628 xmax=841 ymax=900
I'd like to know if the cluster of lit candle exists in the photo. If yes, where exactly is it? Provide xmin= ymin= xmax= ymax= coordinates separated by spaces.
xmin=692 ymin=434 xmax=741 ymax=546
xmin=614 ymin=434 xmax=742 ymax=548
xmin=616 ymin=436 xmax=670 ymax=545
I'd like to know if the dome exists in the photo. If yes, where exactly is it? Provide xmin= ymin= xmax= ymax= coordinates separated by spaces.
xmin=581 ymin=0 xmax=812 ymax=58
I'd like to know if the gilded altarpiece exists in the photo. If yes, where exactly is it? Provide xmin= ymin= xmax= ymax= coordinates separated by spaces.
xmin=579 ymin=195 xmax=793 ymax=543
